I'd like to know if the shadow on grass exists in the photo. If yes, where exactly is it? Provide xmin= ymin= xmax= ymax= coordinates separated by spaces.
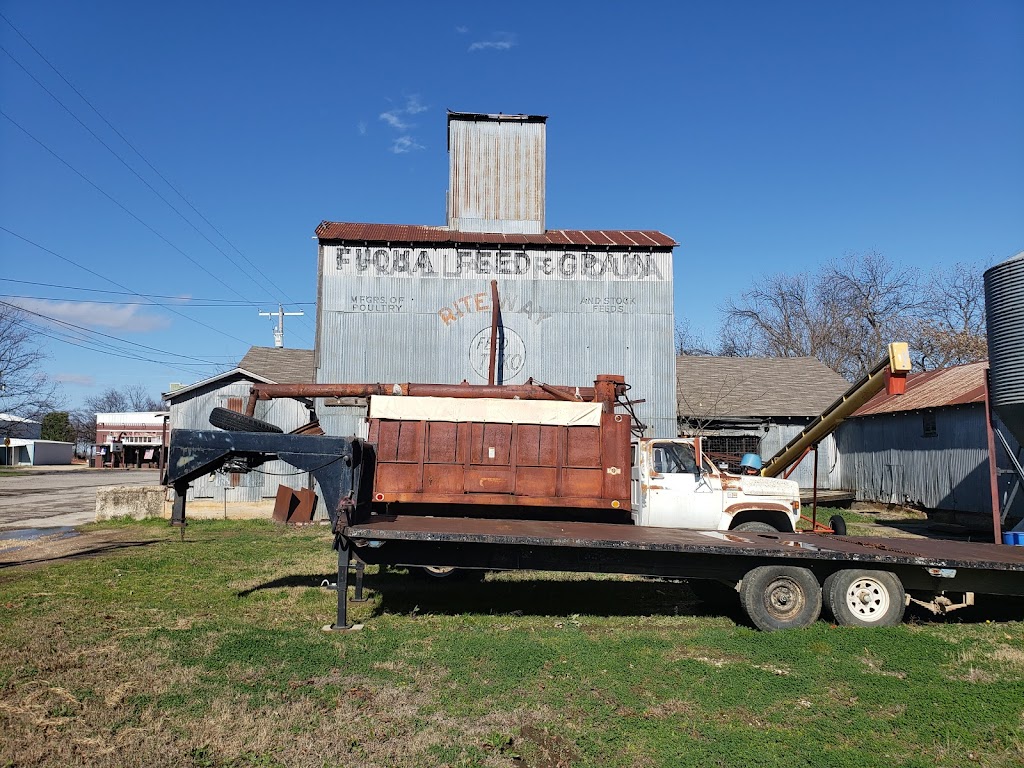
xmin=236 ymin=567 xmax=1024 ymax=628
xmin=236 ymin=567 xmax=748 ymax=623
xmin=0 ymin=539 xmax=160 ymax=569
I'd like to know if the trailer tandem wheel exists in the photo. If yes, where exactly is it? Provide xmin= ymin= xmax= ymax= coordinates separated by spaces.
xmin=739 ymin=566 xmax=822 ymax=631
xmin=823 ymin=569 xmax=906 ymax=628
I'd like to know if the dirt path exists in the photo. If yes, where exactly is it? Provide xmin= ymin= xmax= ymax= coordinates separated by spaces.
xmin=0 ymin=526 xmax=168 ymax=571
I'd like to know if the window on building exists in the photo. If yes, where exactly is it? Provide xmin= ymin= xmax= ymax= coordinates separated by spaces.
xmin=703 ymin=435 xmax=762 ymax=473
xmin=922 ymin=412 xmax=937 ymax=438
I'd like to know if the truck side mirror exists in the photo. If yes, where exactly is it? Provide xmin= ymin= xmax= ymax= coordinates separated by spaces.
xmin=693 ymin=465 xmax=703 ymax=481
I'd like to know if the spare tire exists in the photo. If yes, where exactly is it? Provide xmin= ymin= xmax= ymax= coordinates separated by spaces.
xmin=209 ymin=407 xmax=283 ymax=433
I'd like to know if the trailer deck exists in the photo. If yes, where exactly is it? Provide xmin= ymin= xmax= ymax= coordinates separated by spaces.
xmin=345 ymin=516 xmax=1024 ymax=596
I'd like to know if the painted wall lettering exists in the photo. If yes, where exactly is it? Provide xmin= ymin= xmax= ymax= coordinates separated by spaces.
xmin=333 ymin=246 xmax=668 ymax=281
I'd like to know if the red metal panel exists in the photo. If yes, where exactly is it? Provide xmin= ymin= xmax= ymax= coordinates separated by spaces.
xmin=376 ymin=463 xmax=422 ymax=493
xmin=423 ymin=464 xmax=464 ymax=494
xmin=375 ymin=420 xmax=400 ymax=461
xmin=470 ymin=423 xmax=512 ymax=465
xmin=602 ymin=414 xmax=631 ymax=501
xmin=396 ymin=421 xmax=423 ymax=463
xmin=426 ymin=422 xmax=458 ymax=464
xmin=565 ymin=427 xmax=601 ymax=467
xmin=516 ymin=466 xmax=558 ymax=497
xmin=560 ymin=468 xmax=604 ymax=498
xmin=465 ymin=468 xmax=515 ymax=494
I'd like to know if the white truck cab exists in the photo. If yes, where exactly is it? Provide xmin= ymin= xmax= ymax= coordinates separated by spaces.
xmin=630 ymin=438 xmax=802 ymax=533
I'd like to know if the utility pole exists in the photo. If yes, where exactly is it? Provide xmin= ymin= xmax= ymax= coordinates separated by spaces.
xmin=258 ymin=305 xmax=304 ymax=348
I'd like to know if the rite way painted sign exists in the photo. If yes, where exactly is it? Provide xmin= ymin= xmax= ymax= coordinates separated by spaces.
xmin=330 ymin=246 xmax=669 ymax=281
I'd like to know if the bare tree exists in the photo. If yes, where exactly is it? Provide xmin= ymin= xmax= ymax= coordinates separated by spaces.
xmin=83 ymin=384 xmax=163 ymax=414
xmin=909 ymin=261 xmax=988 ymax=369
xmin=719 ymin=251 xmax=975 ymax=380
xmin=0 ymin=304 xmax=63 ymax=428
xmin=820 ymin=251 xmax=922 ymax=378
xmin=74 ymin=384 xmax=164 ymax=446
xmin=674 ymin=319 xmax=714 ymax=356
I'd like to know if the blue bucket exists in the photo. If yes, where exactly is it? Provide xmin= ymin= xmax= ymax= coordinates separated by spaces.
xmin=1003 ymin=531 xmax=1024 ymax=546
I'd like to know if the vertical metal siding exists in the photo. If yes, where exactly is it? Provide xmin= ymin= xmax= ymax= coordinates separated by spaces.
xmin=835 ymin=405 xmax=1022 ymax=516
xmin=758 ymin=425 xmax=838 ymax=490
xmin=316 ymin=244 xmax=677 ymax=440
xmin=448 ymin=119 xmax=545 ymax=234
xmin=168 ymin=376 xmax=310 ymax=504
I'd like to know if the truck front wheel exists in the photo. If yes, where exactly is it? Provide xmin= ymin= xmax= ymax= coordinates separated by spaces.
xmin=823 ymin=569 xmax=905 ymax=627
xmin=740 ymin=566 xmax=821 ymax=631
xmin=733 ymin=521 xmax=778 ymax=533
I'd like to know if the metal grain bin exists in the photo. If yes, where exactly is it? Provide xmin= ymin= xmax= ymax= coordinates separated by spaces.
xmin=985 ymin=251 xmax=1024 ymax=445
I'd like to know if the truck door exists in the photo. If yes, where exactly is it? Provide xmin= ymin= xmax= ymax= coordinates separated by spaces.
xmin=642 ymin=441 xmax=723 ymax=530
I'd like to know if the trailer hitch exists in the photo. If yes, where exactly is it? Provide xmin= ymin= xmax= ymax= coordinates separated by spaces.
xmin=164 ymin=429 xmax=370 ymax=530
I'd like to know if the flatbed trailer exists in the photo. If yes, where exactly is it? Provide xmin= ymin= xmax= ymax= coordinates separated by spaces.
xmin=165 ymin=425 xmax=1024 ymax=632
xmin=342 ymin=516 xmax=1024 ymax=631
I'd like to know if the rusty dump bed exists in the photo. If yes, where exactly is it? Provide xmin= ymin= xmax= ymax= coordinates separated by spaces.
xmin=366 ymin=405 xmax=632 ymax=513
xmin=345 ymin=517 xmax=1024 ymax=596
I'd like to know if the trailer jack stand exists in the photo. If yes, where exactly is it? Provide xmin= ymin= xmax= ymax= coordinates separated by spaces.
xmin=323 ymin=539 xmax=363 ymax=632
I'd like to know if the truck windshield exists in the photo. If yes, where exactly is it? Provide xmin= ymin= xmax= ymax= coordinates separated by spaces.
xmin=652 ymin=443 xmax=698 ymax=474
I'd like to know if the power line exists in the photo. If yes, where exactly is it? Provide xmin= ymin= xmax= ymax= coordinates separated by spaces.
xmin=0 ymin=10 xmax=317 ymax=335
xmin=0 ymin=107 xmax=266 ymax=306
xmin=1 ymin=292 xmax=315 ymax=308
xmin=0 ymin=225 xmax=251 ymax=346
xmin=24 ymin=324 xmax=225 ymax=377
xmin=0 ymin=277 xmax=314 ymax=304
xmin=1 ymin=299 xmax=227 ymax=366
xmin=0 ymin=43 xmax=282 ymax=304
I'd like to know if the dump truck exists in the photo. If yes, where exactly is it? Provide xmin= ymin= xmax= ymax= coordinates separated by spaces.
xmin=165 ymin=374 xmax=1024 ymax=632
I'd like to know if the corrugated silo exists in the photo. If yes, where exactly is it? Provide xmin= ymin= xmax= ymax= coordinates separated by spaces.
xmin=314 ymin=112 xmax=678 ymax=438
xmin=985 ymin=251 xmax=1024 ymax=445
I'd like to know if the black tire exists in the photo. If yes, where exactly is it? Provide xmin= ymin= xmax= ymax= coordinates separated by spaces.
xmin=740 ymin=565 xmax=822 ymax=631
xmin=829 ymin=514 xmax=848 ymax=536
xmin=733 ymin=521 xmax=779 ymax=533
xmin=688 ymin=579 xmax=738 ymax=604
xmin=416 ymin=566 xmax=484 ymax=582
xmin=209 ymin=407 xmax=283 ymax=433
xmin=824 ymin=569 xmax=905 ymax=628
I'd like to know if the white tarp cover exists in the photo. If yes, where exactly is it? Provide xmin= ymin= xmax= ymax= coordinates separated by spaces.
xmin=369 ymin=395 xmax=603 ymax=426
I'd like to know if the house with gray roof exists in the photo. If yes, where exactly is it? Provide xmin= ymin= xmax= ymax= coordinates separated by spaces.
xmin=163 ymin=347 xmax=315 ymax=516
xmin=676 ymin=355 xmax=851 ymax=489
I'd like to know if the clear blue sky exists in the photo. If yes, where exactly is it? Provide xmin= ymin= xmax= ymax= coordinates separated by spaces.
xmin=1 ymin=1 xmax=1021 ymax=409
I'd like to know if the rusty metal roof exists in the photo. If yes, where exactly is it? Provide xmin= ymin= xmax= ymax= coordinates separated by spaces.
xmin=853 ymin=361 xmax=988 ymax=417
xmin=316 ymin=221 xmax=677 ymax=248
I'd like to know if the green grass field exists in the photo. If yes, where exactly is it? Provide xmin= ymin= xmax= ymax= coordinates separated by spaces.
xmin=1 ymin=519 xmax=1022 ymax=768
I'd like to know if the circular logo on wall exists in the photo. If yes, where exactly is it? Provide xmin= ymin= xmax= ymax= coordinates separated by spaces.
xmin=469 ymin=326 xmax=526 ymax=382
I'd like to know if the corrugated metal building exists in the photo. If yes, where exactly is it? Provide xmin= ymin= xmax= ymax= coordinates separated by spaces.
xmin=837 ymin=361 xmax=1023 ymax=522
xmin=676 ymin=355 xmax=851 ymax=489
xmin=0 ymin=413 xmax=41 ymax=440
xmin=0 ymin=439 xmax=73 ymax=466
xmin=315 ymin=112 xmax=678 ymax=438
xmin=164 ymin=347 xmax=314 ymax=507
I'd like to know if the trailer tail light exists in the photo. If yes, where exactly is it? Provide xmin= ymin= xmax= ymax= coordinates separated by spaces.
xmin=375 ymin=493 xmax=385 ymax=501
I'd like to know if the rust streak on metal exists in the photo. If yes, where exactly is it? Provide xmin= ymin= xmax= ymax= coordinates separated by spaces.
xmin=487 ymin=279 xmax=499 ymax=386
